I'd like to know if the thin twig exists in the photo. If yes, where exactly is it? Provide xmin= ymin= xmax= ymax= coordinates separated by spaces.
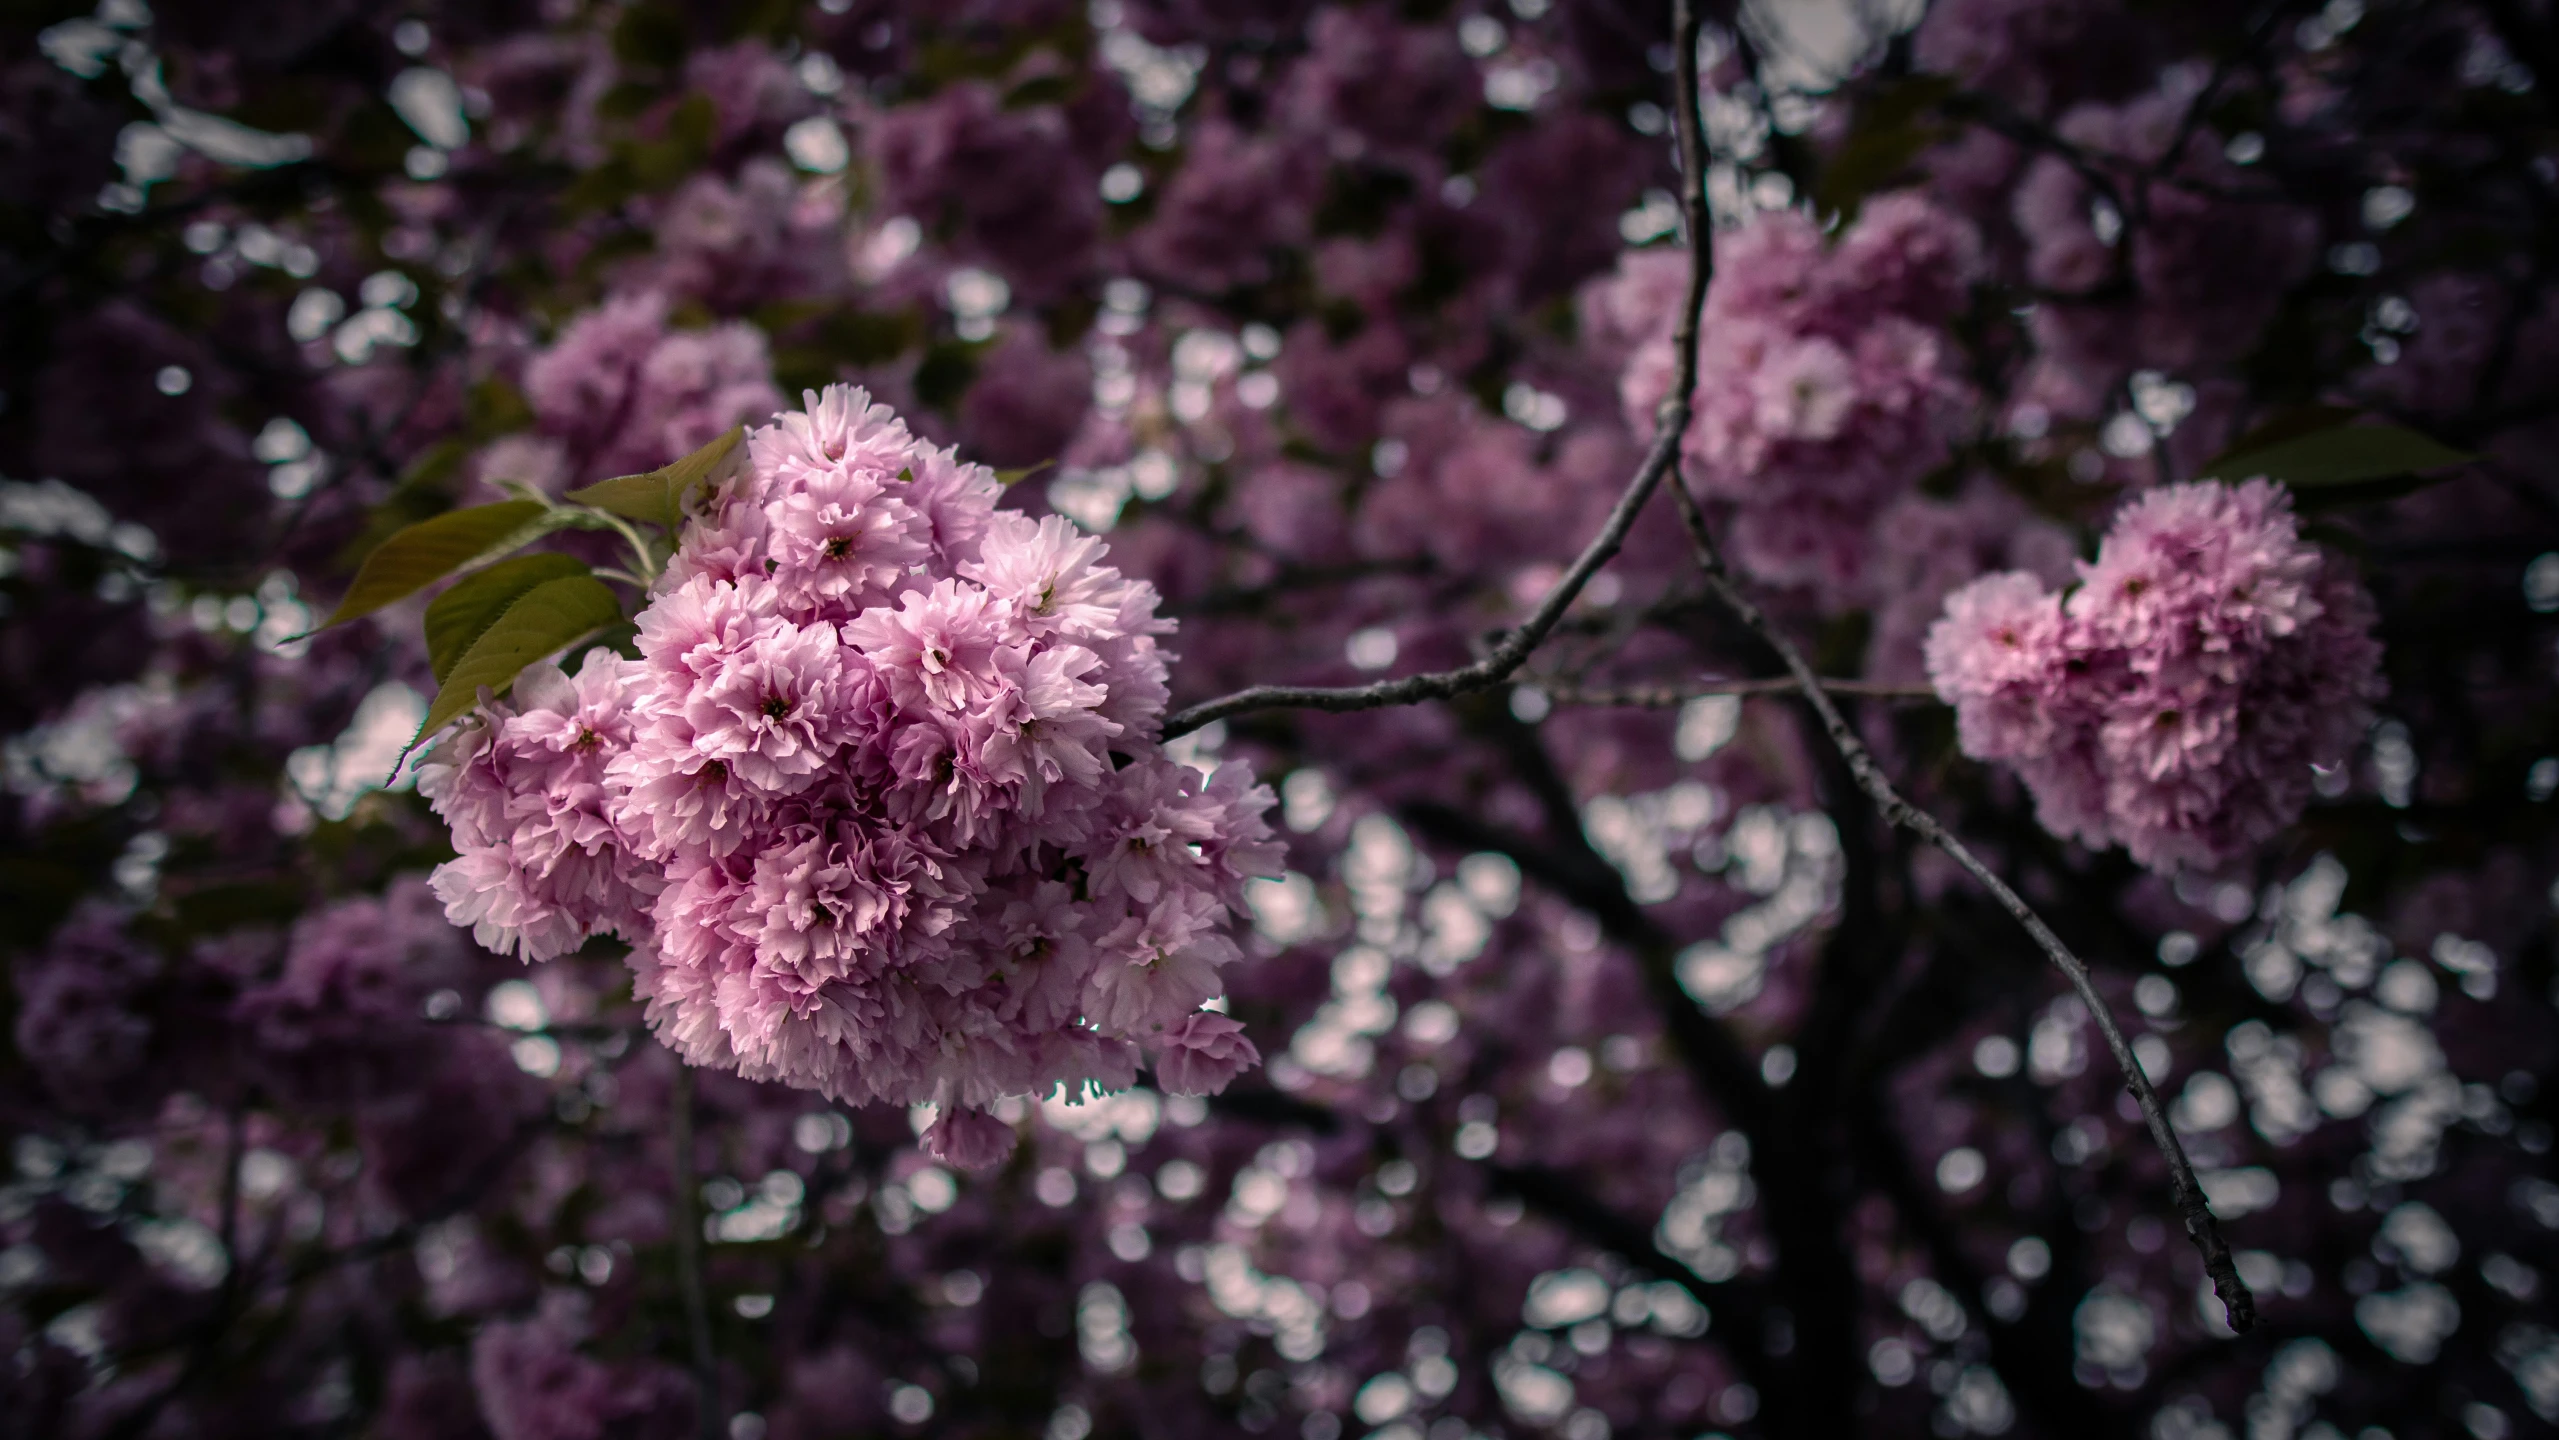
xmin=1533 ymin=676 xmax=1939 ymax=707
xmin=670 ymin=1066 xmax=721 ymax=1440
xmin=215 ymin=1105 xmax=245 ymax=1303
xmin=2147 ymin=1 xmax=2297 ymax=191
xmin=1671 ymin=501 xmax=2256 ymax=1330
xmin=1653 ymin=0 xmax=2255 ymax=1333
xmin=103 ymin=1109 xmax=251 ymax=1440
xmin=105 ymin=1106 xmax=553 ymax=1440
xmin=1663 ymin=484 xmax=2258 ymax=1331
xmin=1157 ymin=420 xmax=1688 ymax=736
xmin=1951 ymin=87 xmax=2289 ymax=207
xmin=1158 ymin=397 xmax=1704 ymax=738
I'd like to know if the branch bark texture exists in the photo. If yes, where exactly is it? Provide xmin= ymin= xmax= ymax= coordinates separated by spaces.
xmin=1172 ymin=0 xmax=2258 ymax=1336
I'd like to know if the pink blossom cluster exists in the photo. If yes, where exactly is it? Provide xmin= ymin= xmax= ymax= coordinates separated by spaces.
xmin=1612 ymin=193 xmax=1983 ymax=591
xmin=519 ymin=292 xmax=785 ymax=481
xmin=1925 ymin=479 xmax=2384 ymax=872
xmin=648 ymin=158 xmax=846 ymax=310
xmin=1862 ymin=481 xmax=2077 ymax=682
xmin=471 ymin=1292 xmax=689 ymax=1440
xmin=420 ymin=385 xmax=1281 ymax=1167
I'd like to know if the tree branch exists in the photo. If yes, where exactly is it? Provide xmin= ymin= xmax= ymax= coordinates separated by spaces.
xmin=1848 ymin=1085 xmax=2138 ymax=1440
xmin=1484 ymin=1162 xmax=1789 ymax=1396
xmin=1662 ymin=471 xmax=2258 ymax=1331
xmin=1398 ymin=709 xmax=1777 ymax=1148
xmin=1156 ymin=39 xmax=1722 ymax=743
xmin=670 ymin=1065 xmax=721 ymax=1440
xmin=1639 ymin=0 xmax=2255 ymax=1331
xmin=1531 ymin=676 xmax=1939 ymax=707
xmin=1156 ymin=409 xmax=1688 ymax=737
xmin=1192 ymin=1082 xmax=1791 ymax=1414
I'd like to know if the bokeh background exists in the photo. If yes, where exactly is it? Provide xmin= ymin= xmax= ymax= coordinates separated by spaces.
xmin=3 ymin=0 xmax=2556 ymax=1437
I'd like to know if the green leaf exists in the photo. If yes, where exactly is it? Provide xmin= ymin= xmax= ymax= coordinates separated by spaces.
xmin=2201 ymin=419 xmax=2474 ymax=490
xmin=993 ymin=459 xmax=1056 ymax=487
xmin=423 ymin=553 xmax=594 ymax=683
xmin=2211 ymin=404 xmax=2359 ymax=460
xmin=565 ymin=425 xmax=746 ymax=530
xmin=316 ymin=500 xmax=551 ymax=630
xmin=414 ymin=576 xmax=626 ymax=743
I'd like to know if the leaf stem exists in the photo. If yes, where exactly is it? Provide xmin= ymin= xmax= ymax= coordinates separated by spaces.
xmin=1531 ymin=676 xmax=1941 ymax=706
xmin=579 ymin=505 xmax=663 ymax=589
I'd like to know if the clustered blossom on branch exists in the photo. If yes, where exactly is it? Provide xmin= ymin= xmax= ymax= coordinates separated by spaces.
xmin=1609 ymin=191 xmax=1983 ymax=592
xmin=420 ymin=385 xmax=1281 ymax=1167
xmin=1925 ymin=478 xmax=2385 ymax=872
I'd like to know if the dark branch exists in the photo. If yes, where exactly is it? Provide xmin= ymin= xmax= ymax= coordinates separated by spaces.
xmin=1485 ymin=1162 xmax=1779 ymax=1376
xmin=1648 ymin=0 xmax=2250 ymax=1326
xmin=1156 ymin=54 xmax=1723 ymax=742
xmin=1398 ymin=780 xmax=1773 ymax=1142
xmin=1157 ymin=407 xmax=1690 ymax=738
xmin=1532 ymin=676 xmax=1939 ymax=707
xmin=671 ymin=1066 xmax=722 ymax=1440
xmin=1662 ymin=470 xmax=2259 ymax=1332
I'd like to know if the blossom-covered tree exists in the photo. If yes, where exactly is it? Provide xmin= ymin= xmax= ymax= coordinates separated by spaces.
xmin=3 ymin=1 xmax=2554 ymax=1439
